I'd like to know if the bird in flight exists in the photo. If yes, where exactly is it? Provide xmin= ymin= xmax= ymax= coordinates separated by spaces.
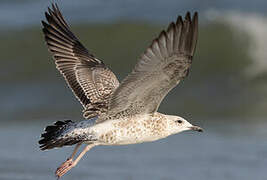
xmin=39 ymin=3 xmax=202 ymax=179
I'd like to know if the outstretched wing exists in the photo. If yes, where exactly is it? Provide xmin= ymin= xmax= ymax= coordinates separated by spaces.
xmin=42 ymin=4 xmax=119 ymax=118
xmin=108 ymin=12 xmax=198 ymax=117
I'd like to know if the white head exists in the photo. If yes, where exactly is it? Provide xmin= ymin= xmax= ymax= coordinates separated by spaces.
xmin=166 ymin=115 xmax=203 ymax=135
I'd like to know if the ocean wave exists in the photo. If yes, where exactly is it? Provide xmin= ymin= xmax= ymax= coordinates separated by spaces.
xmin=205 ymin=10 xmax=267 ymax=77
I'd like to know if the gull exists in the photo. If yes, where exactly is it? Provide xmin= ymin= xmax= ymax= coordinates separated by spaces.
xmin=39 ymin=3 xmax=203 ymax=179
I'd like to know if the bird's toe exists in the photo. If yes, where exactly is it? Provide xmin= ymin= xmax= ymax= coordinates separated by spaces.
xmin=55 ymin=158 xmax=74 ymax=179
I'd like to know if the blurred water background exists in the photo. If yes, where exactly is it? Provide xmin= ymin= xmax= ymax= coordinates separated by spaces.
xmin=0 ymin=0 xmax=267 ymax=180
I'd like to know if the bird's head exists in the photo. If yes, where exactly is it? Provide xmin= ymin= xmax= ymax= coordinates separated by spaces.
xmin=166 ymin=115 xmax=203 ymax=135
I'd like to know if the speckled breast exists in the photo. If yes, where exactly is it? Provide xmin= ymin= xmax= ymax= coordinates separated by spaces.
xmin=96 ymin=113 xmax=169 ymax=145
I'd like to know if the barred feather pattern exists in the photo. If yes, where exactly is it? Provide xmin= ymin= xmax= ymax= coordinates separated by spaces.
xmin=42 ymin=4 xmax=119 ymax=119
xmin=39 ymin=119 xmax=97 ymax=150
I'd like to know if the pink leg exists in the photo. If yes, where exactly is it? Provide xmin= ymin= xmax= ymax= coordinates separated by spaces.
xmin=55 ymin=143 xmax=95 ymax=179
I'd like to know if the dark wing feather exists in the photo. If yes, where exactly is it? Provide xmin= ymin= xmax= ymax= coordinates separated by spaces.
xmin=42 ymin=4 xmax=119 ymax=118
xmin=108 ymin=12 xmax=198 ymax=117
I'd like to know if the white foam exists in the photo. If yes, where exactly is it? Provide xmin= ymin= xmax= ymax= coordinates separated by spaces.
xmin=205 ymin=10 xmax=267 ymax=77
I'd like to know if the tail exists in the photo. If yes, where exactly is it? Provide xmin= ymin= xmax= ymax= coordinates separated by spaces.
xmin=39 ymin=120 xmax=81 ymax=150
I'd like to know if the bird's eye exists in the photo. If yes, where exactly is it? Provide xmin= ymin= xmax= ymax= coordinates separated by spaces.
xmin=176 ymin=120 xmax=183 ymax=124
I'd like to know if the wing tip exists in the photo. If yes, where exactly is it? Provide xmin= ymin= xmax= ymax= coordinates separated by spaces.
xmin=141 ymin=11 xmax=199 ymax=59
xmin=176 ymin=11 xmax=198 ymax=25
xmin=176 ymin=15 xmax=183 ymax=26
xmin=185 ymin=12 xmax=191 ymax=21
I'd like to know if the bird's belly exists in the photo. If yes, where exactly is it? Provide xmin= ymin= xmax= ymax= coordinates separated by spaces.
xmin=113 ymin=132 xmax=161 ymax=145
xmin=95 ymin=118 xmax=167 ymax=145
xmin=100 ymin=130 xmax=162 ymax=145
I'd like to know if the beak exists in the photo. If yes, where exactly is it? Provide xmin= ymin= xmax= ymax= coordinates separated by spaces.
xmin=190 ymin=125 xmax=203 ymax=132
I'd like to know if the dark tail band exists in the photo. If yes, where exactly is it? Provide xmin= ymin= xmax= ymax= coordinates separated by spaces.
xmin=39 ymin=120 xmax=76 ymax=150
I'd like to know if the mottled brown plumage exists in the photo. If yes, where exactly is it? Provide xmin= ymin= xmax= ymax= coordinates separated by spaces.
xmin=42 ymin=4 xmax=119 ymax=119
xmin=40 ymin=4 xmax=201 ymax=179
xmin=42 ymin=4 xmax=198 ymax=122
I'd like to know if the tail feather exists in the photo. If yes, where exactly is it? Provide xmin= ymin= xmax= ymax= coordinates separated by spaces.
xmin=39 ymin=120 xmax=80 ymax=150
xmin=39 ymin=119 xmax=97 ymax=150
